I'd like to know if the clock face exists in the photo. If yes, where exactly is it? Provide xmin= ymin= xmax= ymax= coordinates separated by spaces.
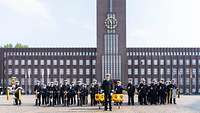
xmin=104 ymin=16 xmax=118 ymax=30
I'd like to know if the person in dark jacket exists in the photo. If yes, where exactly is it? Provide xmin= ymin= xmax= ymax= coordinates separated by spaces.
xmin=62 ymin=80 xmax=69 ymax=106
xmin=127 ymin=80 xmax=135 ymax=105
xmin=48 ymin=82 xmax=54 ymax=106
xmin=137 ymin=78 xmax=148 ymax=105
xmin=102 ymin=74 xmax=113 ymax=111
xmin=80 ymin=84 xmax=89 ymax=106
xmin=41 ymin=84 xmax=48 ymax=105
xmin=114 ymin=81 xmax=124 ymax=106
xmin=34 ymin=81 xmax=42 ymax=106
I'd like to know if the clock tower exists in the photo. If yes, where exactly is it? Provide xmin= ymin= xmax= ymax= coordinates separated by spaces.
xmin=96 ymin=0 xmax=127 ymax=82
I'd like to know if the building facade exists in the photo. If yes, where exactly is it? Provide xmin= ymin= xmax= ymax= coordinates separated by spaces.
xmin=0 ymin=0 xmax=200 ymax=95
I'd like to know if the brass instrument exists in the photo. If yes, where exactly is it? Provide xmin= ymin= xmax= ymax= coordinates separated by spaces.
xmin=95 ymin=93 xmax=105 ymax=109
xmin=112 ymin=94 xmax=123 ymax=103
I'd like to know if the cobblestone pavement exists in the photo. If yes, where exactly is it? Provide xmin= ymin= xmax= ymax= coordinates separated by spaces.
xmin=0 ymin=95 xmax=200 ymax=113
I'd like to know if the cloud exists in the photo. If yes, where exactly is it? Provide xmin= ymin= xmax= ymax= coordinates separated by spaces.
xmin=0 ymin=0 xmax=55 ymax=29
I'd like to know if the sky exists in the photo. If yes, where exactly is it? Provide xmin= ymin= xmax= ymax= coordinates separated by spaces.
xmin=0 ymin=0 xmax=200 ymax=48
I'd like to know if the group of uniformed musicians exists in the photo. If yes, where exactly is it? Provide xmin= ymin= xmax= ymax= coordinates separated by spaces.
xmin=7 ymin=74 xmax=179 ymax=111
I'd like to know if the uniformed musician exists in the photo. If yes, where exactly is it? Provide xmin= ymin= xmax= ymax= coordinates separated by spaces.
xmin=102 ymin=74 xmax=113 ymax=111
xmin=34 ymin=81 xmax=42 ymax=106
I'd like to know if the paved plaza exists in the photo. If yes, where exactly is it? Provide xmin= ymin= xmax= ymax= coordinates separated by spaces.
xmin=0 ymin=95 xmax=200 ymax=113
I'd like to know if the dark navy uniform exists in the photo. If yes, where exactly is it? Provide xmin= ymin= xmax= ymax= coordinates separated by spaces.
xmin=53 ymin=83 xmax=60 ymax=105
xmin=102 ymin=79 xmax=113 ymax=111
xmin=80 ymin=85 xmax=88 ymax=106
xmin=41 ymin=85 xmax=48 ymax=105
xmin=138 ymin=82 xmax=148 ymax=105
xmin=48 ymin=83 xmax=54 ymax=106
xmin=34 ymin=83 xmax=42 ymax=106
xmin=62 ymin=82 xmax=69 ymax=106
xmin=90 ymin=83 xmax=98 ymax=106
xmin=158 ymin=82 xmax=166 ymax=104
xmin=127 ymin=82 xmax=135 ymax=105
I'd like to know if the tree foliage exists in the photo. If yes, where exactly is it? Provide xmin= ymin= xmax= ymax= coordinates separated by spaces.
xmin=3 ymin=43 xmax=29 ymax=48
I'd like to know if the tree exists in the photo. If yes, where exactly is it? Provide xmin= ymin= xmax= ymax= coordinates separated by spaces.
xmin=2 ymin=43 xmax=29 ymax=48
xmin=3 ymin=43 xmax=13 ymax=48
xmin=15 ymin=43 xmax=29 ymax=48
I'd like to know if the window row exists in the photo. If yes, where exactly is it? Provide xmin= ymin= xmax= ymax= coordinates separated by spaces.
xmin=7 ymin=59 xmax=96 ymax=66
xmin=5 ymin=51 xmax=96 ymax=57
xmin=128 ymin=59 xmax=199 ymax=66
xmin=127 ymin=51 xmax=200 ymax=56
xmin=128 ymin=68 xmax=200 ymax=75
xmin=7 ymin=68 xmax=96 ymax=75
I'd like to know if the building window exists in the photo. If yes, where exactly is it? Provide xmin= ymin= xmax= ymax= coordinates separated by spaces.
xmin=134 ymin=60 xmax=138 ymax=65
xmin=27 ymin=60 xmax=31 ymax=65
xmin=21 ymin=60 xmax=25 ymax=65
xmin=192 ymin=59 xmax=196 ymax=65
xmin=79 ymin=60 xmax=83 ymax=65
xmin=128 ymin=69 xmax=132 ymax=75
xmin=73 ymin=69 xmax=77 ymax=75
xmin=92 ymin=69 xmax=96 ymax=75
xmin=186 ymin=59 xmax=190 ymax=65
xmin=179 ymin=59 xmax=183 ymax=65
xmin=186 ymin=78 xmax=189 ymax=85
xmin=66 ymin=69 xmax=70 ymax=75
xmin=86 ymin=69 xmax=90 ymax=75
xmin=166 ymin=60 xmax=170 ymax=65
xmin=8 ymin=60 xmax=12 ymax=65
xmin=167 ymin=68 xmax=171 ymax=75
xmin=192 ymin=68 xmax=196 ymax=75
xmin=79 ymin=68 xmax=83 ymax=75
xmin=40 ymin=60 xmax=44 ymax=65
xmin=141 ymin=59 xmax=145 ymax=65
xmin=60 ymin=60 xmax=64 ymax=65
xmin=14 ymin=69 xmax=19 ymax=75
xmin=66 ymin=60 xmax=70 ymax=65
xmin=134 ymin=69 xmax=138 ymax=75
xmin=92 ymin=60 xmax=96 ymax=65
xmin=147 ymin=60 xmax=151 ymax=65
xmin=154 ymin=68 xmax=158 ymax=75
xmin=34 ymin=60 xmax=38 ymax=65
xmin=147 ymin=68 xmax=151 ymax=75
xmin=21 ymin=69 xmax=25 ymax=75
xmin=86 ymin=78 xmax=90 ymax=85
xmin=53 ymin=60 xmax=57 ymax=65
xmin=47 ymin=60 xmax=51 ymax=65
xmin=73 ymin=60 xmax=77 ymax=65
xmin=34 ymin=69 xmax=38 ymax=75
xmin=160 ymin=59 xmax=164 ymax=65
xmin=141 ymin=68 xmax=145 ymax=75
xmin=40 ymin=69 xmax=44 ymax=75
xmin=86 ymin=60 xmax=90 ymax=65
xmin=160 ymin=68 xmax=164 ymax=75
xmin=186 ymin=68 xmax=190 ymax=74
xmin=15 ymin=60 xmax=19 ymax=65
xmin=128 ymin=59 xmax=132 ymax=65
xmin=53 ymin=69 xmax=57 ymax=75
xmin=8 ymin=69 xmax=12 ymax=75
xmin=154 ymin=60 xmax=158 ymax=65
xmin=173 ymin=59 xmax=177 ymax=65
xmin=60 ymin=69 xmax=64 ymax=75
